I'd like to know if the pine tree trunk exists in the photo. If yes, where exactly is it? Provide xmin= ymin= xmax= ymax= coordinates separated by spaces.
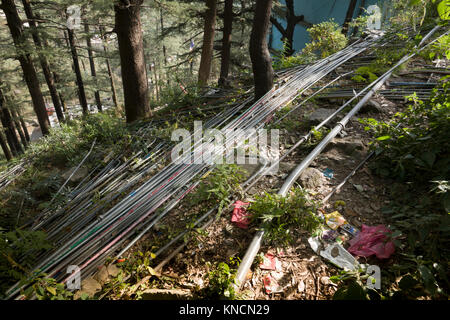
xmin=198 ymin=0 xmax=218 ymax=85
xmin=10 ymin=108 xmax=28 ymax=148
xmin=250 ymin=0 xmax=274 ymax=100
xmin=66 ymin=28 xmax=89 ymax=115
xmin=18 ymin=112 xmax=30 ymax=143
xmin=100 ymin=27 xmax=119 ymax=109
xmin=219 ymin=0 xmax=233 ymax=87
xmin=115 ymin=0 xmax=151 ymax=123
xmin=0 ymin=91 xmax=22 ymax=155
xmin=342 ymin=0 xmax=358 ymax=35
xmin=0 ymin=125 xmax=12 ymax=161
xmin=85 ymin=24 xmax=102 ymax=112
xmin=21 ymin=0 xmax=65 ymax=123
xmin=1 ymin=0 xmax=50 ymax=136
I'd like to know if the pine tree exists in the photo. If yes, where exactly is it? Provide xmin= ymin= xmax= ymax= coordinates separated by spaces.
xmin=250 ymin=0 xmax=274 ymax=100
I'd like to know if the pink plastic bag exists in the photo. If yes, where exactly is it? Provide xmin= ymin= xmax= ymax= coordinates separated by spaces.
xmin=231 ymin=201 xmax=251 ymax=229
xmin=348 ymin=224 xmax=395 ymax=259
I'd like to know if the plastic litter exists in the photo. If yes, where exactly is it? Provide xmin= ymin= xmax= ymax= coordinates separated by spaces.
xmin=231 ymin=201 xmax=251 ymax=229
xmin=325 ymin=211 xmax=347 ymax=230
xmin=320 ymin=243 xmax=359 ymax=271
xmin=323 ymin=168 xmax=334 ymax=179
xmin=259 ymin=253 xmax=281 ymax=271
xmin=263 ymin=274 xmax=283 ymax=294
xmin=308 ymin=236 xmax=359 ymax=271
xmin=348 ymin=224 xmax=395 ymax=259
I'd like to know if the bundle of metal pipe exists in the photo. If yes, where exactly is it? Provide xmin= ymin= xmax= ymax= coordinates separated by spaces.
xmin=0 ymin=159 xmax=27 ymax=193
xmin=11 ymin=27 xmax=431 ymax=299
xmin=233 ymin=26 xmax=446 ymax=288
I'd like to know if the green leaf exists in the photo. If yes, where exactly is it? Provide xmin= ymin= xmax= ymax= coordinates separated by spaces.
xmin=418 ymin=265 xmax=438 ymax=295
xmin=46 ymin=286 xmax=57 ymax=296
xmin=437 ymin=0 xmax=450 ymax=20
xmin=376 ymin=135 xmax=391 ymax=141
xmin=333 ymin=281 xmax=368 ymax=300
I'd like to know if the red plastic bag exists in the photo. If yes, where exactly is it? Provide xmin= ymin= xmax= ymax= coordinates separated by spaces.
xmin=348 ymin=224 xmax=395 ymax=259
xmin=231 ymin=201 xmax=251 ymax=229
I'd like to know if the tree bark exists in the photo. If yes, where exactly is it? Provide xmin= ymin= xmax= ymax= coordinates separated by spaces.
xmin=218 ymin=0 xmax=233 ymax=87
xmin=99 ymin=26 xmax=119 ymax=109
xmin=115 ymin=0 xmax=151 ymax=123
xmin=250 ymin=0 xmax=274 ymax=100
xmin=0 ymin=90 xmax=22 ymax=155
xmin=342 ymin=0 xmax=358 ymax=35
xmin=84 ymin=23 xmax=102 ymax=112
xmin=198 ymin=0 xmax=218 ymax=85
xmin=18 ymin=112 xmax=30 ymax=143
xmin=66 ymin=27 xmax=89 ymax=115
xmin=1 ymin=0 xmax=50 ymax=136
xmin=0 ymin=125 xmax=12 ymax=161
xmin=9 ymin=108 xmax=28 ymax=149
xmin=21 ymin=0 xmax=65 ymax=123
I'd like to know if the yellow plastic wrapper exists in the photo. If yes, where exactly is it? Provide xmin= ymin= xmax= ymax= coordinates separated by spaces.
xmin=325 ymin=211 xmax=347 ymax=230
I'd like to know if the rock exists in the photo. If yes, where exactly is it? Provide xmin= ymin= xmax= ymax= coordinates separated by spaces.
xmin=76 ymin=277 xmax=102 ymax=298
xmin=360 ymin=99 xmax=383 ymax=114
xmin=299 ymin=168 xmax=326 ymax=189
xmin=326 ymin=137 xmax=365 ymax=156
xmin=141 ymin=288 xmax=193 ymax=300
xmin=62 ymin=166 xmax=89 ymax=183
xmin=307 ymin=108 xmax=338 ymax=124
xmin=94 ymin=265 xmax=110 ymax=285
xmin=107 ymin=264 xmax=120 ymax=278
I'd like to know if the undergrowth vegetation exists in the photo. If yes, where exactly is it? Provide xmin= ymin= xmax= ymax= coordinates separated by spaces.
xmin=248 ymin=188 xmax=321 ymax=246
xmin=358 ymin=79 xmax=450 ymax=299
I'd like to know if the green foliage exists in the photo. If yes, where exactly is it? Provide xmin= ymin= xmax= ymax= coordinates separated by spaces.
xmin=31 ymin=275 xmax=74 ymax=300
xmin=302 ymin=20 xmax=348 ymax=59
xmin=187 ymin=164 xmax=246 ymax=215
xmin=0 ymin=229 xmax=52 ymax=296
xmin=352 ymin=66 xmax=379 ymax=83
xmin=29 ymin=112 xmax=127 ymax=167
xmin=361 ymin=81 xmax=450 ymax=182
xmin=204 ymin=258 xmax=239 ymax=299
xmin=272 ymin=39 xmax=316 ymax=70
xmin=248 ymin=188 xmax=321 ymax=245
xmin=359 ymin=80 xmax=450 ymax=299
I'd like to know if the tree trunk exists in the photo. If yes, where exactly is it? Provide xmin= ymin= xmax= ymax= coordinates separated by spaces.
xmin=342 ymin=0 xmax=358 ymax=35
xmin=18 ymin=112 xmax=30 ymax=143
xmin=0 ymin=90 xmax=22 ymax=155
xmin=1 ymin=0 xmax=50 ymax=136
xmin=160 ymin=7 xmax=168 ymax=66
xmin=21 ymin=0 xmax=65 ymax=123
xmin=99 ymin=26 xmax=119 ymax=109
xmin=250 ymin=0 xmax=274 ymax=100
xmin=85 ymin=24 xmax=102 ymax=112
xmin=66 ymin=27 xmax=89 ymax=115
xmin=10 ymin=108 xmax=28 ymax=149
xmin=0 ymin=125 xmax=12 ymax=161
xmin=114 ymin=0 xmax=151 ymax=123
xmin=219 ymin=0 xmax=233 ymax=87
xmin=198 ymin=0 xmax=218 ymax=85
